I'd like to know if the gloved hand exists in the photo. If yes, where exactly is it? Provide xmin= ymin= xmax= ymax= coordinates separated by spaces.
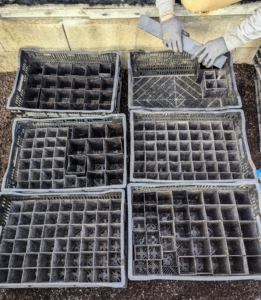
xmin=161 ymin=16 xmax=188 ymax=53
xmin=191 ymin=37 xmax=228 ymax=68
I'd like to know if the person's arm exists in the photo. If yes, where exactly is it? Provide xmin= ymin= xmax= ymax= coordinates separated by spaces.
xmin=224 ymin=7 xmax=261 ymax=51
xmin=156 ymin=0 xmax=187 ymax=53
xmin=156 ymin=0 xmax=174 ymax=19
xmin=191 ymin=7 xmax=261 ymax=68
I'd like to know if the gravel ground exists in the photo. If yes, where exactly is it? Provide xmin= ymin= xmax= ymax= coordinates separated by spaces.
xmin=1 ymin=64 xmax=261 ymax=299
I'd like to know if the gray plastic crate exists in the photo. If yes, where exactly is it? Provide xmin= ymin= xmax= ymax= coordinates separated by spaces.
xmin=254 ymin=47 xmax=261 ymax=80
xmin=7 ymin=49 xmax=121 ymax=117
xmin=128 ymin=182 xmax=261 ymax=280
xmin=130 ymin=110 xmax=256 ymax=183
xmin=2 ymin=114 xmax=127 ymax=193
xmin=128 ymin=50 xmax=241 ymax=111
xmin=0 ymin=190 xmax=126 ymax=288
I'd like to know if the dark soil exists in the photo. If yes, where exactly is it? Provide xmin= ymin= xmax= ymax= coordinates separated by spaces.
xmin=1 ymin=64 xmax=261 ymax=299
xmin=1 ymin=0 xmax=156 ymax=6
xmin=0 ymin=0 xmax=256 ymax=8
xmin=234 ymin=64 xmax=261 ymax=168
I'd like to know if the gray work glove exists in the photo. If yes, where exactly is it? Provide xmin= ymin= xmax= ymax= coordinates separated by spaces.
xmin=161 ymin=16 xmax=189 ymax=53
xmin=191 ymin=37 xmax=228 ymax=68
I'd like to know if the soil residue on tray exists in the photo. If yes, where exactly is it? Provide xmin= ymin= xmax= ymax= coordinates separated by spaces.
xmin=1 ymin=64 xmax=261 ymax=299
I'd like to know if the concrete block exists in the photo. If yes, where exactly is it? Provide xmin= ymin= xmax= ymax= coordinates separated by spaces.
xmin=63 ymin=19 xmax=136 ymax=51
xmin=232 ymin=47 xmax=259 ymax=64
xmin=0 ymin=51 xmax=18 ymax=73
xmin=0 ymin=19 xmax=69 ymax=52
xmin=135 ymin=18 xmax=165 ymax=51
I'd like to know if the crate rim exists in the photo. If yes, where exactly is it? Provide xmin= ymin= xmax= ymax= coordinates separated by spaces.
xmin=0 ymin=188 xmax=127 ymax=288
xmin=127 ymin=182 xmax=261 ymax=281
xmin=130 ymin=109 xmax=257 ymax=183
xmin=6 ymin=48 xmax=120 ymax=115
xmin=1 ymin=113 xmax=127 ymax=193
xmin=127 ymin=50 xmax=242 ymax=111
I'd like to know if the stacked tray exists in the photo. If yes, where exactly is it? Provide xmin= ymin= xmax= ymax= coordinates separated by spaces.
xmin=127 ymin=50 xmax=261 ymax=281
xmin=7 ymin=49 xmax=121 ymax=117
xmin=128 ymin=183 xmax=261 ymax=280
xmin=128 ymin=51 xmax=241 ymax=111
xmin=130 ymin=110 xmax=256 ymax=183
xmin=0 ymin=190 xmax=126 ymax=288
xmin=2 ymin=115 xmax=127 ymax=193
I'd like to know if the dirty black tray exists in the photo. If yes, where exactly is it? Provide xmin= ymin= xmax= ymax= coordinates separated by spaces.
xmin=7 ymin=49 xmax=121 ymax=117
xmin=128 ymin=182 xmax=261 ymax=280
xmin=0 ymin=190 xmax=126 ymax=288
xmin=1 ymin=114 xmax=127 ymax=193
xmin=130 ymin=110 xmax=256 ymax=183
xmin=128 ymin=51 xmax=241 ymax=111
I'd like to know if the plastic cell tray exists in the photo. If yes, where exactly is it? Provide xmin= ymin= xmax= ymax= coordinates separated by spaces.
xmin=128 ymin=182 xmax=261 ymax=280
xmin=2 ymin=114 xmax=126 ymax=193
xmin=7 ymin=49 xmax=121 ymax=117
xmin=0 ymin=190 xmax=126 ymax=288
xmin=128 ymin=51 xmax=241 ymax=111
xmin=130 ymin=110 xmax=256 ymax=183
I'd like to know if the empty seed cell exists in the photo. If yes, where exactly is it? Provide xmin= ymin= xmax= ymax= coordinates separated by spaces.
xmin=56 ymin=76 xmax=72 ymax=89
xmin=210 ymin=238 xmax=228 ymax=255
xmin=240 ymin=222 xmax=259 ymax=238
xmin=221 ymin=205 xmax=239 ymax=221
xmin=205 ymin=206 xmax=222 ymax=221
xmin=13 ymin=240 xmax=27 ymax=253
xmin=207 ymin=221 xmax=225 ymax=237
xmin=229 ymin=256 xmax=248 ymax=274
xmin=193 ymin=238 xmax=210 ymax=255
xmin=10 ymin=254 xmax=29 ymax=268
xmin=243 ymin=238 xmax=261 ymax=255
xmin=162 ymin=252 xmax=178 ymax=275
xmin=191 ymin=222 xmax=208 ymax=237
xmin=203 ymin=141 xmax=215 ymax=151
xmin=159 ymin=221 xmax=174 ymax=236
xmin=50 ymin=268 xmax=65 ymax=282
xmin=175 ymin=222 xmax=191 ymax=238
xmin=68 ymin=238 xmax=81 ymax=252
xmin=189 ymin=206 xmax=206 ymax=221
xmin=176 ymin=239 xmax=193 ymax=256
xmin=146 ymin=231 xmax=160 ymax=245
xmin=195 ymin=256 xmax=213 ymax=274
xmin=67 ymin=156 xmax=86 ymax=175
xmin=234 ymin=191 xmax=250 ymax=205
xmin=146 ymin=218 xmax=158 ymax=231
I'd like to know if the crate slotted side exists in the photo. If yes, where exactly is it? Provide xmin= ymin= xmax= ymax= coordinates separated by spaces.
xmin=128 ymin=51 xmax=241 ymax=111
xmin=7 ymin=49 xmax=121 ymax=117
xmin=1 ymin=114 xmax=127 ymax=193
xmin=130 ymin=110 xmax=256 ymax=183
xmin=254 ymin=47 xmax=261 ymax=152
xmin=0 ymin=190 xmax=126 ymax=288
xmin=128 ymin=182 xmax=261 ymax=280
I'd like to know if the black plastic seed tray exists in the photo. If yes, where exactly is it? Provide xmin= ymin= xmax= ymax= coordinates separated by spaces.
xmin=0 ymin=190 xmax=126 ymax=288
xmin=7 ymin=49 xmax=121 ymax=117
xmin=128 ymin=182 xmax=261 ymax=280
xmin=1 ymin=114 xmax=126 ymax=193
xmin=128 ymin=50 xmax=241 ymax=111
xmin=130 ymin=110 xmax=256 ymax=182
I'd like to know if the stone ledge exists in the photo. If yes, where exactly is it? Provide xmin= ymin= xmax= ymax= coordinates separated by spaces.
xmin=0 ymin=2 xmax=259 ymax=19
